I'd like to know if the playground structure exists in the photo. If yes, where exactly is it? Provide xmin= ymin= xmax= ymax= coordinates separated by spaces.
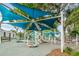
xmin=1 ymin=3 xmax=78 ymax=54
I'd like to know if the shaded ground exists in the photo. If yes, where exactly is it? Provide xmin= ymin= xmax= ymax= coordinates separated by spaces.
xmin=0 ymin=39 xmax=61 ymax=56
xmin=0 ymin=39 xmax=79 ymax=56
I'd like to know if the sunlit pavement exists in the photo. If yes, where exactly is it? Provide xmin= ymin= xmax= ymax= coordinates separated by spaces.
xmin=0 ymin=39 xmax=61 ymax=56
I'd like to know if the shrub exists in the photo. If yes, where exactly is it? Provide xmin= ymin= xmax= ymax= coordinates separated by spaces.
xmin=64 ymin=47 xmax=73 ymax=55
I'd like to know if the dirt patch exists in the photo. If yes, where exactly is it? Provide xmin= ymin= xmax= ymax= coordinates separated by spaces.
xmin=47 ymin=49 xmax=69 ymax=56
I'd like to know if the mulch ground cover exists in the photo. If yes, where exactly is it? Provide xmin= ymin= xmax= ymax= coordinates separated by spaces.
xmin=47 ymin=49 xmax=69 ymax=56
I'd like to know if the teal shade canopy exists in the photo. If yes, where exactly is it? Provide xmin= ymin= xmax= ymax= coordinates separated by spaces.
xmin=0 ymin=4 xmax=27 ymax=21
xmin=11 ymin=3 xmax=50 ymax=19
xmin=6 ymin=18 xmax=56 ymax=31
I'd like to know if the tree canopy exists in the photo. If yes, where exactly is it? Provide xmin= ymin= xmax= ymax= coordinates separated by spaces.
xmin=65 ymin=7 xmax=79 ymax=36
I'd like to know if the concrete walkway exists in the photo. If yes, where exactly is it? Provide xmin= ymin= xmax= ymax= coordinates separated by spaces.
xmin=0 ymin=39 xmax=60 ymax=56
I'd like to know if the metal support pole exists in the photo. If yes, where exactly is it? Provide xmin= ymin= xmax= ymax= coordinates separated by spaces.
xmin=0 ymin=22 xmax=1 ymax=44
xmin=34 ymin=31 xmax=38 ymax=45
xmin=24 ymin=30 xmax=26 ymax=40
xmin=27 ymin=32 xmax=29 ymax=45
xmin=42 ymin=31 xmax=44 ymax=40
xmin=76 ymin=34 xmax=78 ymax=46
xmin=54 ymin=37 xmax=56 ymax=44
xmin=49 ymin=34 xmax=51 ymax=41
xmin=60 ymin=11 xmax=64 ymax=53
xmin=0 ymin=35 xmax=1 ymax=44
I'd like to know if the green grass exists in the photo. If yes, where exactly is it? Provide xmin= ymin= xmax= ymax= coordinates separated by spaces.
xmin=71 ymin=52 xmax=79 ymax=56
xmin=64 ymin=47 xmax=79 ymax=56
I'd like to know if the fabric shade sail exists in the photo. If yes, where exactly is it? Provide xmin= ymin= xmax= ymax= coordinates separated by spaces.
xmin=11 ymin=3 xmax=50 ymax=19
xmin=38 ymin=18 xmax=57 ymax=28
xmin=8 ymin=22 xmax=29 ymax=29
xmin=0 ymin=3 xmax=58 ymax=31
xmin=0 ymin=4 xmax=27 ymax=21
xmin=6 ymin=18 xmax=56 ymax=31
